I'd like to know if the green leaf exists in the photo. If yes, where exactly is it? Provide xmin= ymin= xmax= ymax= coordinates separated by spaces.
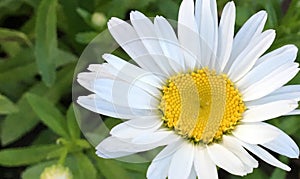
xmin=67 ymin=104 xmax=81 ymax=139
xmin=91 ymin=152 xmax=131 ymax=179
xmin=0 ymin=145 xmax=60 ymax=166
xmin=75 ymin=31 xmax=98 ymax=44
xmin=1 ymin=65 xmax=73 ymax=142
xmin=35 ymin=0 xmax=58 ymax=86
xmin=1 ymin=97 xmax=39 ymax=146
xmin=0 ymin=28 xmax=32 ymax=46
xmin=26 ymin=93 xmax=69 ymax=138
xmin=0 ymin=94 xmax=18 ymax=114
xmin=76 ymin=8 xmax=92 ymax=26
xmin=270 ymin=168 xmax=286 ymax=179
xmin=55 ymin=49 xmax=77 ymax=67
xmin=158 ymin=0 xmax=179 ymax=19
xmin=74 ymin=153 xmax=97 ymax=179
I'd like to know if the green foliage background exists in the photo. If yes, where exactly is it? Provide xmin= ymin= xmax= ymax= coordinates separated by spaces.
xmin=0 ymin=0 xmax=299 ymax=178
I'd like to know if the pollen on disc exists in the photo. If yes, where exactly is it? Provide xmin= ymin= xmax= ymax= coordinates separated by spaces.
xmin=160 ymin=68 xmax=246 ymax=144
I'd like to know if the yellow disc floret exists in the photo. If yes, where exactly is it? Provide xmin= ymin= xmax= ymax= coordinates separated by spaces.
xmin=160 ymin=68 xmax=245 ymax=144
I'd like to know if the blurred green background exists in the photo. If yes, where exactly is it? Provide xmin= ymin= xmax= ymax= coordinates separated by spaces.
xmin=0 ymin=0 xmax=299 ymax=178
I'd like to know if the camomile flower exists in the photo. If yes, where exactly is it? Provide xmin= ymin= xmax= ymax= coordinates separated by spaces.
xmin=77 ymin=0 xmax=300 ymax=178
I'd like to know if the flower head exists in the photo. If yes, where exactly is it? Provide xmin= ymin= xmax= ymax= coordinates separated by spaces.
xmin=40 ymin=165 xmax=73 ymax=179
xmin=77 ymin=0 xmax=300 ymax=178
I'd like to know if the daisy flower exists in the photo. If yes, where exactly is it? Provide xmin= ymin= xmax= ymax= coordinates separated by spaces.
xmin=77 ymin=0 xmax=300 ymax=178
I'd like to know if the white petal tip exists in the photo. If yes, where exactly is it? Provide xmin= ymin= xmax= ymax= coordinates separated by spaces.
xmin=130 ymin=10 xmax=145 ymax=20
xmin=257 ymin=10 xmax=268 ymax=17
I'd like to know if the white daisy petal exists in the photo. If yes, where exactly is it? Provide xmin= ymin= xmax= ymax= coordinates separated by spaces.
xmin=107 ymin=17 xmax=162 ymax=73
xmin=194 ymin=147 xmax=218 ymax=179
xmin=92 ymin=79 xmax=159 ymax=109
xmin=284 ymin=109 xmax=300 ymax=116
xmin=132 ymin=131 xmax=179 ymax=145
xmin=272 ymin=85 xmax=300 ymax=95
xmin=103 ymin=53 xmax=164 ymax=88
xmin=81 ymin=55 xmax=163 ymax=97
xmin=239 ymin=141 xmax=291 ymax=171
xmin=262 ymin=129 xmax=299 ymax=158
xmin=246 ymin=86 xmax=300 ymax=106
xmin=228 ymin=30 xmax=276 ymax=82
xmin=241 ymin=63 xmax=299 ymax=101
xmin=78 ymin=64 xmax=117 ymax=92
xmin=232 ymin=122 xmax=281 ymax=144
xmin=207 ymin=143 xmax=248 ymax=176
xmin=178 ymin=0 xmax=198 ymax=69
xmin=237 ymin=45 xmax=298 ymax=90
xmin=130 ymin=11 xmax=175 ymax=76
xmin=222 ymin=135 xmax=258 ymax=169
xmin=147 ymin=140 xmax=184 ymax=179
xmin=226 ymin=11 xmax=267 ymax=70
xmin=242 ymin=100 xmax=298 ymax=122
xmin=217 ymin=2 xmax=235 ymax=72
xmin=195 ymin=0 xmax=218 ymax=68
xmin=110 ymin=118 xmax=162 ymax=139
xmin=97 ymin=135 xmax=178 ymax=158
xmin=77 ymin=95 xmax=156 ymax=119
xmin=96 ymin=137 xmax=150 ymax=158
xmin=154 ymin=16 xmax=185 ymax=73
xmin=168 ymin=143 xmax=194 ymax=179
xmin=255 ymin=44 xmax=298 ymax=66
xmin=147 ymin=153 xmax=172 ymax=179
xmin=96 ymin=148 xmax=134 ymax=159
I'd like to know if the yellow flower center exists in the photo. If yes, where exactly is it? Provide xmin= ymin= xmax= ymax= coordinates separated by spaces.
xmin=160 ymin=68 xmax=246 ymax=144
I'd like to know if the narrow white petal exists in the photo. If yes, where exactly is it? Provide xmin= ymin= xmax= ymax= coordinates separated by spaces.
xmin=77 ymin=64 xmax=117 ymax=92
xmin=241 ymin=63 xmax=299 ymax=101
xmin=228 ymin=30 xmax=276 ymax=82
xmin=93 ymin=79 xmax=159 ymax=109
xmin=255 ymin=44 xmax=298 ymax=66
xmin=239 ymin=141 xmax=291 ymax=171
xmin=232 ymin=122 xmax=281 ymax=144
xmin=242 ymin=100 xmax=298 ymax=122
xmin=284 ymin=109 xmax=300 ymax=116
xmin=246 ymin=86 xmax=300 ymax=106
xmin=96 ymin=135 xmax=178 ymax=158
xmin=195 ymin=0 xmax=218 ymax=68
xmin=132 ymin=131 xmax=179 ymax=145
xmin=96 ymin=148 xmax=134 ymax=159
xmin=77 ymin=95 xmax=156 ymax=119
xmin=194 ymin=147 xmax=218 ymax=179
xmin=110 ymin=118 xmax=162 ymax=139
xmin=207 ymin=143 xmax=248 ymax=176
xmin=147 ymin=153 xmax=172 ymax=179
xmin=237 ymin=45 xmax=298 ymax=90
xmin=107 ymin=17 xmax=162 ymax=73
xmin=154 ymin=16 xmax=185 ymax=73
xmin=147 ymin=140 xmax=184 ymax=179
xmin=178 ymin=0 xmax=198 ymax=70
xmin=130 ymin=11 xmax=175 ymax=76
xmin=272 ymin=85 xmax=300 ymax=95
xmin=103 ymin=53 xmax=164 ymax=88
xmin=122 ymin=116 xmax=162 ymax=128
xmin=168 ymin=143 xmax=194 ymax=179
xmin=222 ymin=136 xmax=258 ymax=169
xmin=96 ymin=137 xmax=151 ymax=158
xmin=262 ymin=130 xmax=299 ymax=158
xmin=217 ymin=2 xmax=235 ymax=72
xmin=227 ymin=11 xmax=267 ymax=69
